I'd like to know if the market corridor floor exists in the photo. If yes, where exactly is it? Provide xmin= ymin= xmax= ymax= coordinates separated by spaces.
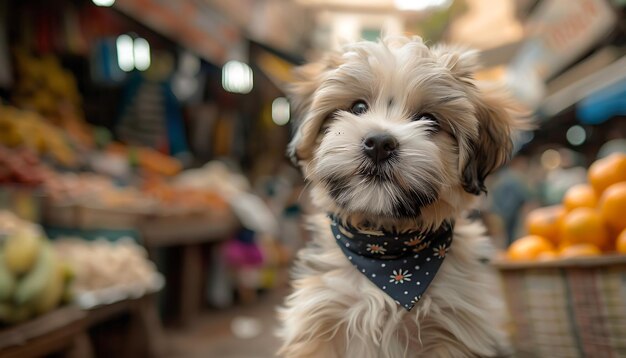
xmin=165 ymin=289 xmax=285 ymax=358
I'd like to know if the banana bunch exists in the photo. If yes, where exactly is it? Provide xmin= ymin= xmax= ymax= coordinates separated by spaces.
xmin=13 ymin=50 xmax=81 ymax=118
xmin=0 ymin=104 xmax=77 ymax=167
xmin=11 ymin=50 xmax=95 ymax=151
xmin=0 ymin=211 xmax=73 ymax=325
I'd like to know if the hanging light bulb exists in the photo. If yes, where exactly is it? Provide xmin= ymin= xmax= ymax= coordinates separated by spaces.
xmin=272 ymin=97 xmax=290 ymax=126
xmin=394 ymin=0 xmax=452 ymax=11
xmin=116 ymin=34 xmax=134 ymax=72
xmin=93 ymin=0 xmax=115 ymax=7
xmin=222 ymin=61 xmax=253 ymax=94
xmin=133 ymin=37 xmax=151 ymax=71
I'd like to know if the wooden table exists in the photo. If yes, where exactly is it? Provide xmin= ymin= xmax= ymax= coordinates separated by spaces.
xmin=0 ymin=306 xmax=91 ymax=358
xmin=0 ymin=294 xmax=165 ymax=358
xmin=85 ymin=294 xmax=165 ymax=357
xmin=139 ymin=211 xmax=239 ymax=326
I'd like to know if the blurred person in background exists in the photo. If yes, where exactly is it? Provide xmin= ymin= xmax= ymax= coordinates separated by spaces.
xmin=489 ymin=154 xmax=537 ymax=247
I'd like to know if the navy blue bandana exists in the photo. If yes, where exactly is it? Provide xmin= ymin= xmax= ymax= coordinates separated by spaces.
xmin=330 ymin=215 xmax=454 ymax=311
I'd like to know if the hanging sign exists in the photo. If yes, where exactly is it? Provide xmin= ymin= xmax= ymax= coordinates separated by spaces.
xmin=506 ymin=0 xmax=616 ymax=108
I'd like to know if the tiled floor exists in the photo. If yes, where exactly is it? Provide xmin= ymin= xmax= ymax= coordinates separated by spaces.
xmin=165 ymin=289 xmax=286 ymax=358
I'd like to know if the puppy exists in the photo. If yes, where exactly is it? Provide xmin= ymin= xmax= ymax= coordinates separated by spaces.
xmin=278 ymin=36 xmax=525 ymax=358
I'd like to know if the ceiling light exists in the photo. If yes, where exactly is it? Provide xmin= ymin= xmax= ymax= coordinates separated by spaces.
xmin=272 ymin=97 xmax=290 ymax=126
xmin=222 ymin=61 xmax=253 ymax=94
xmin=93 ymin=0 xmax=115 ymax=7
xmin=394 ymin=0 xmax=452 ymax=11
xmin=133 ymin=37 xmax=151 ymax=71
xmin=116 ymin=35 xmax=134 ymax=72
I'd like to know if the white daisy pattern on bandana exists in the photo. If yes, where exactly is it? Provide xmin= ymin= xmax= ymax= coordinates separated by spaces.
xmin=404 ymin=234 xmax=427 ymax=247
xmin=412 ymin=241 xmax=431 ymax=253
xmin=390 ymin=269 xmax=412 ymax=284
xmin=366 ymin=243 xmax=387 ymax=254
xmin=433 ymin=244 xmax=449 ymax=259
xmin=330 ymin=215 xmax=454 ymax=311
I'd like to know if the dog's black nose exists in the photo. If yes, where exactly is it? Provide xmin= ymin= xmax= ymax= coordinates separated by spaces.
xmin=363 ymin=133 xmax=398 ymax=163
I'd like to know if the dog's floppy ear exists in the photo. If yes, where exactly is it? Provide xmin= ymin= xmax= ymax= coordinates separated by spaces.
xmin=433 ymin=45 xmax=529 ymax=195
xmin=287 ymin=54 xmax=340 ymax=166
xmin=286 ymin=62 xmax=325 ymax=165
xmin=461 ymin=86 xmax=526 ymax=195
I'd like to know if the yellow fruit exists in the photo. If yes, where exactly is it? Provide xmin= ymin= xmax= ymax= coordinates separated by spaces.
xmin=563 ymin=184 xmax=597 ymax=212
xmin=4 ymin=230 xmax=42 ymax=275
xmin=32 ymin=256 xmax=64 ymax=315
xmin=560 ymin=208 xmax=610 ymax=250
xmin=616 ymin=229 xmax=626 ymax=254
xmin=507 ymin=235 xmax=555 ymax=261
xmin=559 ymin=243 xmax=602 ymax=258
xmin=0 ymin=252 xmax=16 ymax=301
xmin=599 ymin=182 xmax=626 ymax=232
xmin=588 ymin=153 xmax=626 ymax=195
xmin=526 ymin=205 xmax=565 ymax=245
xmin=14 ymin=244 xmax=55 ymax=305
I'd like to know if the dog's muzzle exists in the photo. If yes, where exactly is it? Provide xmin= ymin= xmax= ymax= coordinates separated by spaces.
xmin=362 ymin=132 xmax=398 ymax=164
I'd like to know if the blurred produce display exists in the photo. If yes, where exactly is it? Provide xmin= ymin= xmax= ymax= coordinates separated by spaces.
xmin=106 ymin=143 xmax=183 ymax=177
xmin=13 ymin=50 xmax=81 ymax=115
xmin=44 ymin=172 xmax=156 ymax=210
xmin=142 ymin=177 xmax=229 ymax=214
xmin=43 ymin=168 xmax=230 ymax=220
xmin=0 ymin=146 xmax=46 ymax=186
xmin=0 ymin=105 xmax=77 ymax=167
xmin=506 ymin=153 xmax=626 ymax=261
xmin=12 ymin=50 xmax=94 ymax=149
xmin=0 ymin=211 xmax=73 ymax=324
xmin=53 ymin=237 xmax=163 ymax=308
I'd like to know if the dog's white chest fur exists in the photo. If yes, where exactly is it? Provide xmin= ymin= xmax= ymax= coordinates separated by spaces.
xmin=278 ymin=215 xmax=510 ymax=358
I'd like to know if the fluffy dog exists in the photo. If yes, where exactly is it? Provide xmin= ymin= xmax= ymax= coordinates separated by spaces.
xmin=278 ymin=36 xmax=526 ymax=358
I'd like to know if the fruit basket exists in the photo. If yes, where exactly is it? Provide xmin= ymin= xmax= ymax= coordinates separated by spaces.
xmin=494 ymin=254 xmax=626 ymax=357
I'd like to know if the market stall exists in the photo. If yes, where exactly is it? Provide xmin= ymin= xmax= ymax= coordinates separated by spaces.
xmin=3 ymin=0 xmax=624 ymax=356
xmin=0 ymin=0 xmax=300 ymax=353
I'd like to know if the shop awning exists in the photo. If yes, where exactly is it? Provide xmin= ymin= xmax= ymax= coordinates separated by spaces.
xmin=577 ymin=79 xmax=626 ymax=124
xmin=538 ymin=53 xmax=626 ymax=118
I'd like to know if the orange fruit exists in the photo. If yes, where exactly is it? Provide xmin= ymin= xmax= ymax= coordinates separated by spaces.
xmin=559 ymin=243 xmax=602 ymax=258
xmin=560 ymin=207 xmax=610 ymax=250
xmin=537 ymin=250 xmax=558 ymax=261
xmin=562 ymin=184 xmax=597 ymax=212
xmin=616 ymin=229 xmax=626 ymax=254
xmin=526 ymin=205 xmax=565 ymax=245
xmin=588 ymin=153 xmax=626 ymax=195
xmin=599 ymin=182 xmax=626 ymax=232
xmin=507 ymin=235 xmax=555 ymax=261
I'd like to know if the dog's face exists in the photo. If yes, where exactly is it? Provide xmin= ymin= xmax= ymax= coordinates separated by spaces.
xmin=289 ymin=37 xmax=524 ymax=228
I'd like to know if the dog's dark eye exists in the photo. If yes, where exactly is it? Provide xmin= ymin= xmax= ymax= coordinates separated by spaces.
xmin=350 ymin=101 xmax=369 ymax=115
xmin=412 ymin=113 xmax=440 ymax=134
xmin=412 ymin=113 xmax=438 ymax=123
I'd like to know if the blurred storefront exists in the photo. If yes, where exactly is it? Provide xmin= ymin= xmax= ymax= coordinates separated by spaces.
xmin=0 ymin=0 xmax=625 ymax=357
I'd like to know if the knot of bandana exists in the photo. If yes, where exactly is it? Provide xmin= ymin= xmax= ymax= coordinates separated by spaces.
xmin=330 ymin=215 xmax=453 ymax=311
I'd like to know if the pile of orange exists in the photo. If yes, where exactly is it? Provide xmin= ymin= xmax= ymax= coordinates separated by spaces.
xmin=507 ymin=153 xmax=626 ymax=261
